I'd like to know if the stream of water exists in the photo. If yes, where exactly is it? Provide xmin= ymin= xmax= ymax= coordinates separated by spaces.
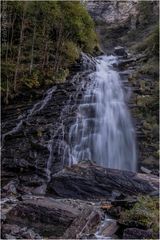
xmin=67 ymin=55 xmax=137 ymax=171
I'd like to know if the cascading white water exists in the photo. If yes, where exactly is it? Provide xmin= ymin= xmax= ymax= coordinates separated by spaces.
xmin=68 ymin=55 xmax=137 ymax=171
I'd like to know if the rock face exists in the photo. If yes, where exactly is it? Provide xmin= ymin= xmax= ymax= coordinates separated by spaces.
xmin=49 ymin=162 xmax=158 ymax=200
xmin=1 ymin=53 xmax=96 ymax=195
xmin=87 ymin=1 xmax=159 ymax=28
xmin=87 ymin=1 xmax=138 ymax=26
xmin=86 ymin=0 xmax=138 ymax=51
xmin=115 ymin=51 xmax=159 ymax=174
xmin=86 ymin=1 xmax=159 ymax=52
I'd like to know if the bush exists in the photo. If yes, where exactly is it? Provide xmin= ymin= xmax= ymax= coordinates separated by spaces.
xmin=134 ymin=25 xmax=159 ymax=58
xmin=120 ymin=196 xmax=159 ymax=237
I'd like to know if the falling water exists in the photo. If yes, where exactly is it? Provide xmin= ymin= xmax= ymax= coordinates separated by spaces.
xmin=68 ymin=55 xmax=137 ymax=171
xmin=2 ymin=86 xmax=57 ymax=144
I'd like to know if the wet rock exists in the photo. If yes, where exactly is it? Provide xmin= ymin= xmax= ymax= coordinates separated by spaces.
xmin=114 ymin=46 xmax=127 ymax=57
xmin=117 ymin=54 xmax=147 ymax=69
xmin=5 ymin=196 xmax=80 ymax=238
xmin=101 ymin=220 xmax=119 ymax=237
xmin=140 ymin=166 xmax=152 ymax=174
xmin=137 ymin=173 xmax=159 ymax=189
xmin=2 ymin=224 xmax=41 ymax=239
xmin=49 ymin=162 xmax=158 ymax=200
xmin=117 ymin=58 xmax=136 ymax=69
xmin=3 ymin=180 xmax=18 ymax=196
xmin=63 ymin=207 xmax=101 ymax=239
xmin=123 ymin=228 xmax=153 ymax=239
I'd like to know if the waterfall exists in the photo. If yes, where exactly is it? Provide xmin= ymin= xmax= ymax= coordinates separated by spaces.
xmin=67 ymin=55 xmax=137 ymax=171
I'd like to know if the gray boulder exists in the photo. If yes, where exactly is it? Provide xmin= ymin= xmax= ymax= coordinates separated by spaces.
xmin=114 ymin=46 xmax=127 ymax=57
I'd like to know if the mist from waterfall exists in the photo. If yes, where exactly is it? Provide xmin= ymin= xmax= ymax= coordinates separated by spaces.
xmin=68 ymin=55 xmax=137 ymax=171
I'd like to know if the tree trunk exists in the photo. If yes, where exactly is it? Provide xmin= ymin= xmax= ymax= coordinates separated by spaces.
xmin=5 ymin=39 xmax=9 ymax=104
xmin=29 ymin=21 xmax=36 ymax=74
xmin=10 ymin=14 xmax=16 ymax=59
xmin=42 ymin=40 xmax=48 ymax=70
xmin=53 ymin=23 xmax=63 ymax=73
xmin=5 ymin=78 xmax=9 ymax=105
xmin=55 ymin=40 xmax=64 ymax=73
xmin=5 ymin=10 xmax=12 ymax=105
xmin=13 ymin=4 xmax=26 ymax=92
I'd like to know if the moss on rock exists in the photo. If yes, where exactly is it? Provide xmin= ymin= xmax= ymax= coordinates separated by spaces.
xmin=119 ymin=195 xmax=159 ymax=237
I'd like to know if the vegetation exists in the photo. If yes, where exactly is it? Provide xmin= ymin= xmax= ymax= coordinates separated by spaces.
xmin=133 ymin=25 xmax=159 ymax=57
xmin=1 ymin=1 xmax=97 ymax=104
xmin=120 ymin=196 xmax=159 ymax=237
xmin=129 ymin=65 xmax=159 ymax=168
xmin=137 ymin=1 xmax=153 ymax=25
xmin=126 ymin=2 xmax=159 ymax=171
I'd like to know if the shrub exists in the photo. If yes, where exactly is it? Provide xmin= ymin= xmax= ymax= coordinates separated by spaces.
xmin=120 ymin=195 xmax=159 ymax=237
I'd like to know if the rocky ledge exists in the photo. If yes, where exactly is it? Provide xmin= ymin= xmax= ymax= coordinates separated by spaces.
xmin=49 ymin=161 xmax=158 ymax=199
xmin=1 ymin=162 xmax=159 ymax=239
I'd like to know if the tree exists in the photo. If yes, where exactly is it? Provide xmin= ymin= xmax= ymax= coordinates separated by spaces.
xmin=13 ymin=2 xmax=27 ymax=92
xmin=1 ymin=1 xmax=97 ymax=104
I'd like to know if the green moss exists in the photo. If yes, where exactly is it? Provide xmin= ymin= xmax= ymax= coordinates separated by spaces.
xmin=37 ymin=127 xmax=43 ymax=137
xmin=153 ymin=150 xmax=159 ymax=159
xmin=120 ymin=196 xmax=159 ymax=236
